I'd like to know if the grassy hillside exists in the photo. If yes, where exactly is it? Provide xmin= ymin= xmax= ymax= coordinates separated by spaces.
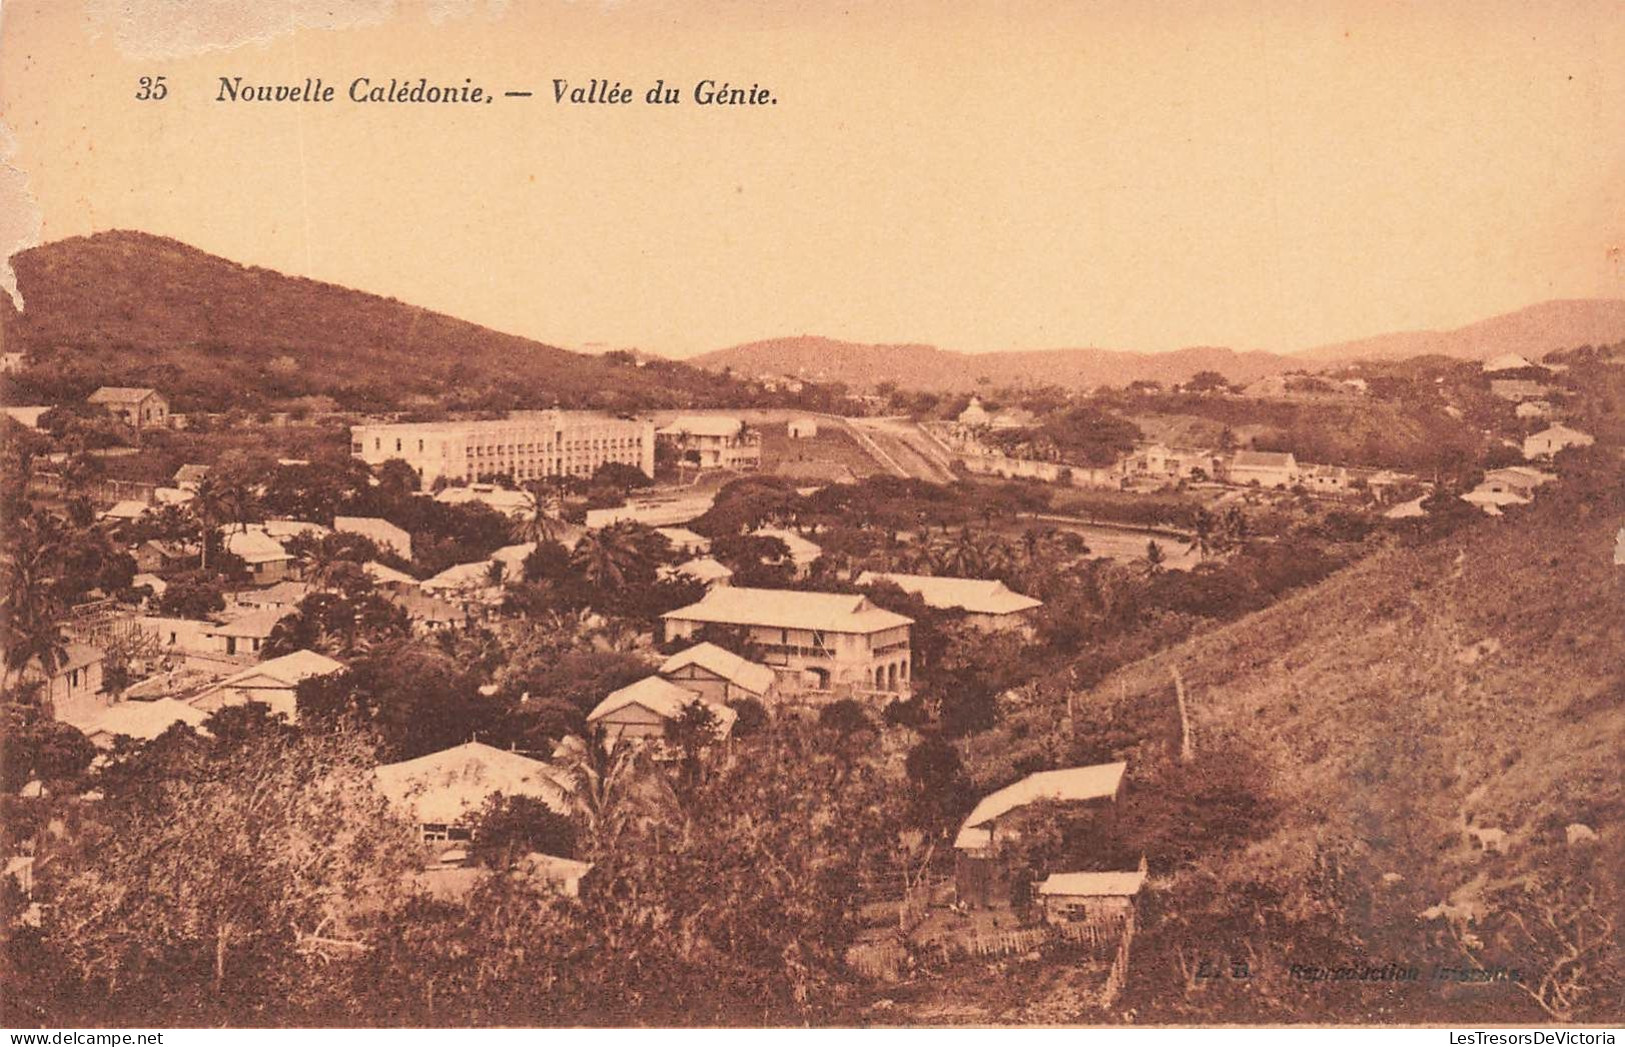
xmin=945 ymin=457 xmax=1625 ymax=1023
xmin=0 ymin=231 xmax=744 ymax=413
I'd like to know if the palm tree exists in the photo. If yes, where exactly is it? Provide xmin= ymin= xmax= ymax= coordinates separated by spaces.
xmin=189 ymin=475 xmax=227 ymax=570
xmin=513 ymin=482 xmax=567 ymax=547
xmin=569 ymin=525 xmax=647 ymax=590
xmin=1 ymin=514 xmax=68 ymax=690
xmin=1143 ymin=539 xmax=1167 ymax=577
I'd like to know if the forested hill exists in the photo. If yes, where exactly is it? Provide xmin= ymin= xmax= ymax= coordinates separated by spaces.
xmin=0 ymin=230 xmax=742 ymax=413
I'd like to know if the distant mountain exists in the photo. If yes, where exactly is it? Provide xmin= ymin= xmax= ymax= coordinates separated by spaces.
xmin=1296 ymin=299 xmax=1625 ymax=364
xmin=0 ymin=230 xmax=739 ymax=413
xmin=689 ymin=336 xmax=1295 ymax=393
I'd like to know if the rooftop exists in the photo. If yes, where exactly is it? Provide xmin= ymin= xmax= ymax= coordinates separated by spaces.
xmin=1038 ymin=869 xmax=1147 ymax=897
xmin=856 ymin=572 xmax=1042 ymax=616
xmin=658 ymin=415 xmax=746 ymax=438
xmin=88 ymin=386 xmax=159 ymax=404
xmin=77 ymin=698 xmax=209 ymax=741
xmin=587 ymin=675 xmax=737 ymax=731
xmin=750 ymin=527 xmax=823 ymax=563
xmin=374 ymin=742 xmax=573 ymax=825
xmin=956 ymin=762 xmax=1128 ymax=848
xmin=210 ymin=606 xmax=288 ymax=638
xmin=216 ymin=649 xmax=344 ymax=688
xmin=659 ymin=642 xmax=776 ymax=696
xmin=661 ymin=586 xmax=912 ymax=634
xmin=1231 ymin=450 xmax=1297 ymax=469
xmin=222 ymin=529 xmax=291 ymax=564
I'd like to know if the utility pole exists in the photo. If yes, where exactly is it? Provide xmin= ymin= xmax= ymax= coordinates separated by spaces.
xmin=1172 ymin=665 xmax=1194 ymax=763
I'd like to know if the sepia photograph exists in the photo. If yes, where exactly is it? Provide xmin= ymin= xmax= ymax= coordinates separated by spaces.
xmin=0 ymin=0 xmax=1622 ymax=1032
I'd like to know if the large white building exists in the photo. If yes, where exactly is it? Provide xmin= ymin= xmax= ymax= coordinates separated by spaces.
xmin=351 ymin=411 xmax=656 ymax=489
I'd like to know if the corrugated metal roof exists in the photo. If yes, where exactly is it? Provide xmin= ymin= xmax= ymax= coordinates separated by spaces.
xmin=958 ymin=762 xmax=1128 ymax=841
xmin=374 ymin=742 xmax=572 ymax=825
xmin=1038 ymin=869 xmax=1146 ymax=897
xmin=661 ymin=586 xmax=912 ymax=634
xmin=660 ymin=642 xmax=775 ymax=696
xmin=856 ymin=572 xmax=1042 ymax=616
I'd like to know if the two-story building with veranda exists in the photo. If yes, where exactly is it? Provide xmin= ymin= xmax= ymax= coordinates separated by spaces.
xmin=656 ymin=415 xmax=762 ymax=470
xmin=350 ymin=411 xmax=656 ymax=489
xmin=660 ymin=587 xmax=913 ymax=697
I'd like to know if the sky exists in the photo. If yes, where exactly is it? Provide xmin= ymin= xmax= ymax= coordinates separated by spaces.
xmin=1 ymin=0 xmax=1622 ymax=358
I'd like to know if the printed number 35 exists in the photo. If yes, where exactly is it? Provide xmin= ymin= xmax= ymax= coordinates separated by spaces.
xmin=136 ymin=76 xmax=168 ymax=100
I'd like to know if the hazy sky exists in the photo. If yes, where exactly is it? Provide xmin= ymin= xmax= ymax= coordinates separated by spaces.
xmin=2 ymin=0 xmax=1622 ymax=357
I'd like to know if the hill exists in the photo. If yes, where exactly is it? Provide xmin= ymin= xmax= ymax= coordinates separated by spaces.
xmin=689 ymin=336 xmax=1296 ymax=394
xmin=1297 ymin=299 xmax=1625 ymax=365
xmin=0 ymin=230 xmax=742 ymax=413
xmin=955 ymin=463 xmax=1625 ymax=1023
xmin=690 ymin=301 xmax=1625 ymax=394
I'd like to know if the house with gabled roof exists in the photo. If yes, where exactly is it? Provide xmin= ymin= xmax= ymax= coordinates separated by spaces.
xmin=87 ymin=387 xmax=168 ymax=428
xmin=72 ymin=698 xmax=208 ymax=749
xmin=1038 ymin=860 xmax=1148 ymax=928
xmin=856 ymin=571 xmax=1042 ymax=631
xmin=203 ymin=607 xmax=288 ymax=658
xmin=1522 ymin=424 xmax=1594 ymax=460
xmin=656 ymin=415 xmax=761 ymax=470
xmin=659 ymin=642 xmax=778 ymax=704
xmin=661 ymin=586 xmax=912 ymax=697
xmin=1227 ymin=450 xmax=1299 ymax=489
xmin=586 ymin=675 xmax=737 ymax=747
xmin=188 ymin=649 xmax=344 ymax=721
xmin=672 ymin=555 xmax=733 ymax=588
xmin=334 ymin=516 xmax=413 ymax=560
xmin=223 ymin=529 xmax=294 ymax=584
xmin=374 ymin=742 xmax=574 ymax=844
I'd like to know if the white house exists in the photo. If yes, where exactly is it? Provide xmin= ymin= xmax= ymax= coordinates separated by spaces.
xmin=72 ymin=698 xmax=209 ymax=749
xmin=1482 ymin=353 xmax=1535 ymax=374
xmin=188 ymin=649 xmax=344 ymax=721
xmin=351 ymin=412 xmax=656 ymax=488
xmin=20 ymin=643 xmax=104 ymax=718
xmin=954 ymin=762 xmax=1129 ymax=854
xmin=204 ymin=607 xmax=287 ymax=658
xmin=585 ymin=675 xmax=737 ymax=747
xmin=87 ymin=387 xmax=169 ymax=428
xmin=672 ymin=556 xmax=733 ymax=588
xmin=661 ymin=586 xmax=912 ymax=697
xmin=1 ymin=406 xmax=49 ymax=429
xmin=855 ymin=571 xmax=1042 ymax=630
xmin=655 ymin=527 xmax=710 ymax=557
xmin=659 ymin=642 xmax=778 ymax=704
xmin=1227 ymin=450 xmax=1299 ymax=488
xmin=223 ymin=529 xmax=295 ymax=584
xmin=1522 ymin=425 xmax=1594 ymax=460
xmin=1038 ymin=864 xmax=1147 ymax=927
xmin=657 ymin=415 xmax=762 ymax=471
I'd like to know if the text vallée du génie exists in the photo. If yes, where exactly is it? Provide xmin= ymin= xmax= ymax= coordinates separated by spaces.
xmin=214 ymin=77 xmax=776 ymax=106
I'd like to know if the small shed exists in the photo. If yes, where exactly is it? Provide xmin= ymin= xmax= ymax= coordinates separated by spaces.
xmin=787 ymin=418 xmax=819 ymax=439
xmin=1038 ymin=862 xmax=1147 ymax=927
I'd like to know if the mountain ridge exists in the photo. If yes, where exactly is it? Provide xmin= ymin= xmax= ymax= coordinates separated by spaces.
xmin=689 ymin=300 xmax=1625 ymax=392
